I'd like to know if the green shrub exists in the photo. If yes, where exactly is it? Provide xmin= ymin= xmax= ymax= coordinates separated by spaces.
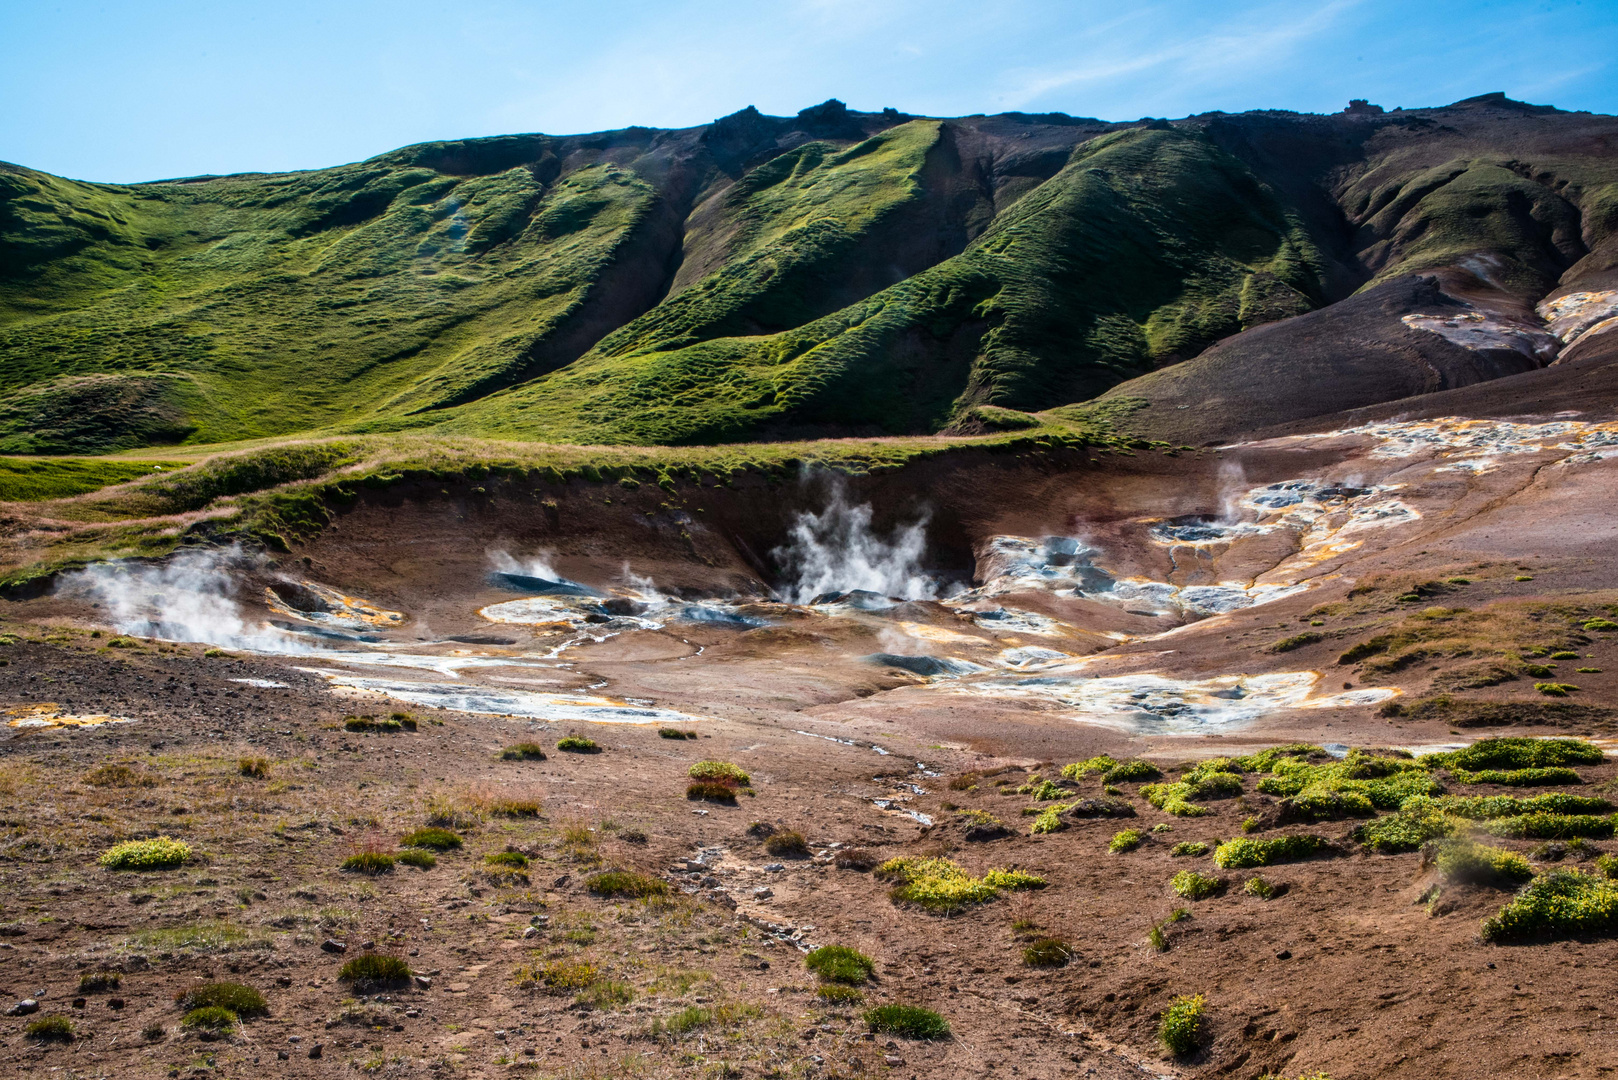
xmin=1158 ymin=994 xmax=1205 ymax=1055
xmin=1213 ymin=834 xmax=1328 ymax=869
xmin=1243 ymin=876 xmax=1280 ymax=900
xmin=1423 ymin=839 xmax=1532 ymax=887
xmin=1596 ymin=853 xmax=1618 ymax=879
xmin=1148 ymin=923 xmax=1168 ymax=952
xmin=689 ymin=761 xmax=750 ymax=785
xmin=1449 ymin=766 xmax=1582 ymax=786
xmin=1029 ymin=806 xmax=1067 ymax=834
xmin=402 ymin=827 xmax=462 ymax=850
xmin=1022 ymin=937 xmax=1073 ymax=967
xmin=1354 ymin=804 xmax=1459 ymax=853
xmin=338 ymin=954 xmax=412 ymax=988
xmin=1103 ymin=760 xmax=1162 ymax=783
xmin=181 ymin=1006 xmax=237 ymax=1030
xmin=500 ymin=742 xmax=547 ymax=760
xmin=1061 ymin=756 xmax=1116 ymax=780
xmin=1258 ymin=751 xmax=1437 ymax=809
xmin=340 ymin=851 xmax=395 ymax=875
xmin=1171 ymin=871 xmax=1223 ymax=900
xmin=876 ymin=856 xmax=1000 ymax=913
xmin=1026 ymin=779 xmax=1067 ymax=801
xmin=485 ymin=851 xmax=529 ymax=868
xmin=397 ymin=849 xmax=436 ymax=869
xmin=176 ymin=982 xmax=267 ymax=1016
xmin=863 ymin=1004 xmax=950 ymax=1040
xmin=1109 ymin=829 xmax=1143 ymax=853
xmin=1171 ymin=842 xmax=1208 ymax=858
xmin=1479 ymin=813 xmax=1615 ymax=840
xmin=764 ymin=830 xmax=809 ymax=857
xmin=1481 ymin=868 xmax=1618 ymax=941
xmin=1141 ymin=771 xmax=1243 ymax=816
xmin=99 ymin=837 xmax=190 ymax=871
xmin=806 ymin=945 xmax=875 ymax=985
xmin=557 ymin=736 xmax=600 ymax=753
xmin=587 ymin=870 xmax=669 ymax=898
xmin=24 ymin=1015 xmax=75 ymax=1042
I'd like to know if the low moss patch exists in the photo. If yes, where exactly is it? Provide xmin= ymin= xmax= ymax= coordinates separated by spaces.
xmin=83 ymin=763 xmax=157 ymax=788
xmin=658 ymin=727 xmax=699 ymax=740
xmin=344 ymin=714 xmax=411 ymax=733
xmin=806 ymin=945 xmax=875 ymax=985
xmin=587 ymin=870 xmax=669 ymax=899
xmin=1426 ymin=737 xmax=1606 ymax=772
xmin=181 ymin=1005 xmax=238 ymax=1030
xmin=1158 ymin=993 xmax=1206 ymax=1056
xmin=1170 ymin=841 xmax=1209 ymax=858
xmin=99 ymin=836 xmax=190 ymax=871
xmin=500 ymin=742 xmax=547 ymax=760
xmin=79 ymin=970 xmax=121 ymax=993
xmin=689 ymin=761 xmax=751 ymax=785
xmin=1482 ymin=868 xmax=1618 ymax=942
xmin=1171 ymin=870 xmax=1223 ymax=900
xmin=1142 ymin=762 xmax=1245 ymax=816
xmin=1213 ymin=834 xmax=1328 ymax=869
xmin=863 ymin=1004 xmax=950 ymax=1040
xmin=397 ymin=849 xmax=436 ymax=870
xmin=485 ymin=850 xmax=530 ymax=868
xmin=687 ymin=780 xmax=738 ymax=803
xmin=557 ymin=736 xmax=600 ymax=753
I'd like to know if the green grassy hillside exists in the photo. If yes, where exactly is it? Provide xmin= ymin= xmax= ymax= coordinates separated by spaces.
xmin=442 ymin=126 xmax=1328 ymax=443
xmin=5 ymin=96 xmax=1618 ymax=454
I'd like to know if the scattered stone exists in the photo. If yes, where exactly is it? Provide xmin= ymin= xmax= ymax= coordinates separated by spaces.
xmin=522 ymin=926 xmax=539 ymax=939
xmin=308 ymin=1044 xmax=324 ymax=1059
xmin=6 ymin=999 xmax=39 ymax=1016
xmin=1276 ymin=949 xmax=1292 ymax=960
xmin=752 ymin=887 xmax=773 ymax=900
xmin=320 ymin=939 xmax=347 ymax=953
xmin=414 ymin=975 xmax=432 ymax=989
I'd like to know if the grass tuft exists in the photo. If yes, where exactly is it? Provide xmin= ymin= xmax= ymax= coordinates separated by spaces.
xmin=764 ymin=830 xmax=809 ymax=857
xmin=863 ymin=1004 xmax=950 ymax=1040
xmin=176 ymin=982 xmax=267 ymax=1017
xmin=397 ymin=849 xmax=436 ymax=870
xmin=587 ymin=870 xmax=669 ymax=899
xmin=402 ymin=827 xmax=462 ymax=850
xmin=500 ymin=742 xmax=547 ymax=760
xmin=338 ymin=954 xmax=412 ymax=989
xmin=1022 ymin=937 xmax=1073 ymax=967
xmin=340 ymin=851 xmax=396 ymax=875
xmin=806 ymin=945 xmax=875 ymax=985
xmin=557 ymin=736 xmax=601 ymax=753
xmin=24 ymin=1015 xmax=75 ymax=1042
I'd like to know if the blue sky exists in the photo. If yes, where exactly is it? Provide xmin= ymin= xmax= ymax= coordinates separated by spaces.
xmin=3 ymin=0 xmax=1613 ymax=183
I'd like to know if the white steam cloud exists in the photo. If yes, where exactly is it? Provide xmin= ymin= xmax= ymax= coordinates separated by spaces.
xmin=772 ymin=486 xmax=936 ymax=605
xmin=60 ymin=545 xmax=309 ymax=653
xmin=488 ymin=549 xmax=561 ymax=581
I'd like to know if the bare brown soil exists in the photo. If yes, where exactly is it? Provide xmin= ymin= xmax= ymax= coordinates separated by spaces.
xmin=5 ymin=403 xmax=1618 ymax=1079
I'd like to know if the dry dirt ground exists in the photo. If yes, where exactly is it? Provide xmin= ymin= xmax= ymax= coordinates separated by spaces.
xmin=4 ymin=413 xmax=1618 ymax=1079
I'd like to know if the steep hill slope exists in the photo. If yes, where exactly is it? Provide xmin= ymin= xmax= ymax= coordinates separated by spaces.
xmin=3 ymin=94 xmax=1617 ymax=451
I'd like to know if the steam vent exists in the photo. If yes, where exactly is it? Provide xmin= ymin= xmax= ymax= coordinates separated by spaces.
xmin=4 ymin=91 xmax=1618 ymax=1078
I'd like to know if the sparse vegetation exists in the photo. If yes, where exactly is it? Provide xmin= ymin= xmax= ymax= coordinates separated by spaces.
xmin=805 ymin=945 xmax=875 ymax=985
xmin=344 ymin=715 xmax=409 ymax=733
xmin=24 ymin=1015 xmax=75 ymax=1042
xmin=176 ymin=982 xmax=267 ymax=1017
xmin=1244 ymin=876 xmax=1282 ymax=899
xmin=1171 ymin=870 xmax=1223 ymax=900
xmin=485 ymin=850 xmax=530 ymax=868
xmin=1482 ymin=868 xmax=1618 ymax=942
xmin=83 ymin=763 xmax=156 ymax=788
xmin=237 ymin=757 xmax=270 ymax=778
xmin=1158 ymin=993 xmax=1206 ymax=1055
xmin=1213 ymin=834 xmax=1329 ymax=868
xmin=557 ymin=736 xmax=601 ymax=753
xmin=587 ymin=870 xmax=669 ymax=899
xmin=1423 ymin=839 xmax=1533 ymax=887
xmin=658 ymin=728 xmax=699 ymax=740
xmin=835 ymin=848 xmax=879 ymax=871
xmin=402 ymin=827 xmax=462 ymax=850
xmin=1479 ymin=812 xmax=1615 ymax=839
xmin=500 ymin=742 xmax=547 ymax=760
xmin=863 ymin=1004 xmax=950 ymax=1040
xmin=341 ymin=850 xmax=396 ymax=875
xmin=1270 ymin=631 xmax=1324 ymax=652
xmin=764 ymin=830 xmax=809 ymax=857
xmin=99 ymin=836 xmax=190 ymax=871
xmin=338 ymin=954 xmax=412 ymax=989
xmin=1110 ymin=829 xmax=1144 ymax=853
xmin=79 ymin=970 xmax=121 ymax=992
xmin=1022 ymin=937 xmax=1073 ymax=967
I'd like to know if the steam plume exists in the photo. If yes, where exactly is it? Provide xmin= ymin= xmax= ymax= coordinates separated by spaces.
xmin=772 ymin=485 xmax=935 ymax=604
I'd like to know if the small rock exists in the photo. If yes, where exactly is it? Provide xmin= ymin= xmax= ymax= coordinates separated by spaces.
xmin=277 ymin=1051 xmax=289 ymax=1061
xmin=752 ymin=887 xmax=773 ymax=900
xmin=320 ymin=939 xmax=347 ymax=953
xmin=413 ymin=975 xmax=432 ymax=989
xmin=522 ymin=926 xmax=539 ymax=939
xmin=764 ymin=863 xmax=784 ymax=872
xmin=6 ymin=999 xmax=39 ymax=1016
xmin=109 ymin=998 xmax=125 ymax=1010
xmin=1276 ymin=949 xmax=1292 ymax=960
xmin=552 ymin=874 xmax=570 ymax=888
xmin=360 ymin=940 xmax=376 ymax=950
xmin=884 ymin=1055 xmax=905 ymax=1066
xmin=308 ymin=1044 xmax=324 ymax=1059
xmin=288 ymin=1035 xmax=302 ymax=1043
